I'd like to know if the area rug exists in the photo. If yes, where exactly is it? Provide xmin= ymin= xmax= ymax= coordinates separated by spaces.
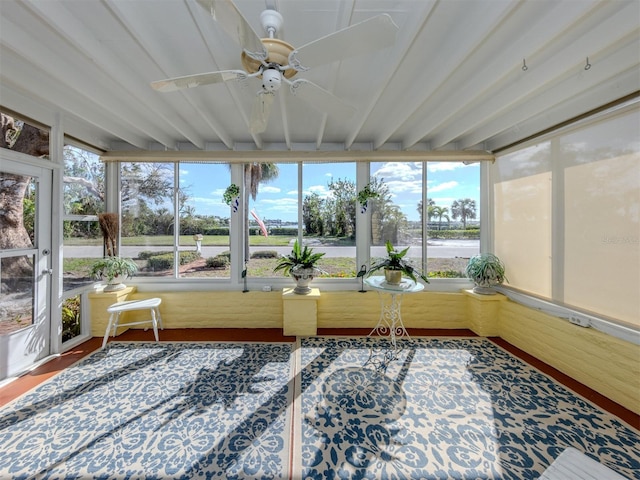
xmin=294 ymin=336 xmax=640 ymax=480
xmin=0 ymin=341 xmax=295 ymax=479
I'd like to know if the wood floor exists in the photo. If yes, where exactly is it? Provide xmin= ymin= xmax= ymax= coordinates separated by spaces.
xmin=1 ymin=328 xmax=638 ymax=429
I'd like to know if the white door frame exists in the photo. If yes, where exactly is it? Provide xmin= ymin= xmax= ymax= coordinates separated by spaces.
xmin=0 ymin=154 xmax=53 ymax=381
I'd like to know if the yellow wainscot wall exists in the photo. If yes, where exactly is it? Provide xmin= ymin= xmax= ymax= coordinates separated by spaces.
xmin=89 ymin=287 xmax=639 ymax=414
xmin=498 ymin=300 xmax=639 ymax=415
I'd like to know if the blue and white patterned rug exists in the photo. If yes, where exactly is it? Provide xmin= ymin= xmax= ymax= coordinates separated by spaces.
xmin=0 ymin=342 xmax=295 ymax=479
xmin=295 ymin=336 xmax=640 ymax=480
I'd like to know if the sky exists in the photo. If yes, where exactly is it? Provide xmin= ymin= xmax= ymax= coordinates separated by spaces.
xmin=179 ymin=161 xmax=480 ymax=223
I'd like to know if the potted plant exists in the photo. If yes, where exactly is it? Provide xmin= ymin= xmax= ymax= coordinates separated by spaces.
xmin=90 ymin=256 xmax=139 ymax=292
xmin=367 ymin=241 xmax=429 ymax=285
xmin=273 ymin=240 xmax=325 ymax=294
xmin=223 ymin=183 xmax=240 ymax=212
xmin=465 ymin=253 xmax=507 ymax=295
xmin=357 ymin=182 xmax=378 ymax=213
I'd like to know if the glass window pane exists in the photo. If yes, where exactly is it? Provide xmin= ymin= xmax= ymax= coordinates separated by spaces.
xmin=303 ymin=163 xmax=356 ymax=278
xmin=0 ymin=255 xmax=34 ymax=334
xmin=0 ymin=111 xmax=49 ymax=160
xmin=246 ymin=162 xmax=296 ymax=278
xmin=63 ymin=145 xmax=105 ymax=291
xmin=369 ymin=162 xmax=423 ymax=279
xmin=62 ymin=295 xmax=81 ymax=343
xmin=121 ymin=163 xmax=175 ymax=278
xmin=426 ymin=162 xmax=480 ymax=278
xmin=178 ymin=163 xmax=230 ymax=278
xmin=63 ymin=146 xmax=104 ymax=216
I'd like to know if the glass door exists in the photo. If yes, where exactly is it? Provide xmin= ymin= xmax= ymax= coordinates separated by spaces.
xmin=0 ymin=158 xmax=52 ymax=381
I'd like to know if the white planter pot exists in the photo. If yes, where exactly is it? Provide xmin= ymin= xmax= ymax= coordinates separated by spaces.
xmin=104 ymin=274 xmax=129 ymax=292
xmin=291 ymin=267 xmax=319 ymax=295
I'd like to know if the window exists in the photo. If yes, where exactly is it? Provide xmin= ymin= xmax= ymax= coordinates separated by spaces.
xmin=109 ymin=158 xmax=481 ymax=285
xmin=63 ymin=144 xmax=105 ymax=291
xmin=177 ymin=163 xmax=230 ymax=279
xmin=493 ymin=143 xmax=552 ymax=297
xmin=426 ymin=162 xmax=480 ymax=278
xmin=246 ymin=162 xmax=296 ymax=278
xmin=369 ymin=161 xmax=480 ymax=279
xmin=369 ymin=161 xmax=423 ymax=277
xmin=493 ymin=104 xmax=639 ymax=326
xmin=303 ymin=162 xmax=356 ymax=278
xmin=120 ymin=162 xmax=175 ymax=278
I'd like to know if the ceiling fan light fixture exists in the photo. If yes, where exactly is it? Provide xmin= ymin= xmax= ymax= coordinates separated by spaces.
xmin=261 ymin=68 xmax=282 ymax=92
xmin=241 ymin=38 xmax=297 ymax=78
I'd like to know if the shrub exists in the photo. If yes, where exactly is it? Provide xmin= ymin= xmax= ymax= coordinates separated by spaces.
xmin=61 ymin=296 xmax=81 ymax=342
xmin=146 ymin=255 xmax=172 ymax=270
xmin=428 ymin=269 xmax=466 ymax=278
xmin=251 ymin=250 xmax=279 ymax=259
xmin=206 ymin=255 xmax=229 ymax=269
xmin=145 ymin=251 xmax=201 ymax=271
xmin=138 ymin=250 xmax=172 ymax=260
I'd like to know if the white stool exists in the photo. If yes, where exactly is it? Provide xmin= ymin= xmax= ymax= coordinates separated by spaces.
xmin=539 ymin=447 xmax=626 ymax=479
xmin=102 ymin=298 xmax=163 ymax=348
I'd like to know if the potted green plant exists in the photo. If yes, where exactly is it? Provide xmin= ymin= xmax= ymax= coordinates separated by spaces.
xmin=367 ymin=241 xmax=429 ymax=285
xmin=357 ymin=182 xmax=378 ymax=213
xmin=273 ymin=240 xmax=325 ymax=294
xmin=90 ymin=256 xmax=139 ymax=292
xmin=465 ymin=253 xmax=507 ymax=295
xmin=223 ymin=183 xmax=240 ymax=212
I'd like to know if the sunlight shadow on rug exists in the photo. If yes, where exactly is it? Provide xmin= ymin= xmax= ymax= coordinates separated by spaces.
xmin=294 ymin=336 xmax=640 ymax=480
xmin=0 ymin=342 xmax=295 ymax=479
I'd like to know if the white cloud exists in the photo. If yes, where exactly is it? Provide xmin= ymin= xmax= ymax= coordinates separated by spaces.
xmin=373 ymin=162 xmax=421 ymax=182
xmin=429 ymin=181 xmax=459 ymax=193
xmin=427 ymin=162 xmax=464 ymax=172
xmin=260 ymin=185 xmax=281 ymax=194
xmin=304 ymin=184 xmax=331 ymax=197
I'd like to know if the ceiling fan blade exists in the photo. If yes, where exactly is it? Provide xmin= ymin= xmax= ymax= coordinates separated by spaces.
xmin=250 ymin=91 xmax=274 ymax=134
xmin=151 ymin=70 xmax=247 ymax=92
xmin=288 ymin=14 xmax=398 ymax=71
xmin=196 ymin=0 xmax=268 ymax=62
xmin=289 ymin=79 xmax=356 ymax=119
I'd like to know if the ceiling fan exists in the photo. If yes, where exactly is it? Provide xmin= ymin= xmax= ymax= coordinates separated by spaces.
xmin=151 ymin=0 xmax=398 ymax=134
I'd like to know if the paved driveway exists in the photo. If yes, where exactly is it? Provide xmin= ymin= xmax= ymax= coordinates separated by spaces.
xmin=65 ymin=240 xmax=479 ymax=259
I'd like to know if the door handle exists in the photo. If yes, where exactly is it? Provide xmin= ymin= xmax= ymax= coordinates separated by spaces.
xmin=42 ymin=268 xmax=53 ymax=275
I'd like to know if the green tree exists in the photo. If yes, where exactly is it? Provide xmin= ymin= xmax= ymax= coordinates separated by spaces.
xmin=0 ymin=114 xmax=49 ymax=281
xmin=417 ymin=198 xmax=435 ymax=225
xmin=303 ymin=192 xmax=325 ymax=235
xmin=368 ymin=177 xmax=408 ymax=245
xmin=432 ymin=206 xmax=450 ymax=231
xmin=451 ymin=198 xmax=477 ymax=229
xmin=327 ymin=178 xmax=357 ymax=238
xmin=120 ymin=163 xmax=175 ymax=237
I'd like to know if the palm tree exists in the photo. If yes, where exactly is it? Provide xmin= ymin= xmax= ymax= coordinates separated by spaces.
xmin=242 ymin=163 xmax=279 ymax=265
xmin=416 ymin=198 xmax=435 ymax=225
xmin=432 ymin=206 xmax=450 ymax=231
xmin=451 ymin=198 xmax=476 ymax=229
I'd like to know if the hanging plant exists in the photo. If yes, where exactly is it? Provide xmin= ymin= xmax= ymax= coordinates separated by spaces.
xmin=223 ymin=183 xmax=240 ymax=212
xmin=357 ymin=183 xmax=378 ymax=213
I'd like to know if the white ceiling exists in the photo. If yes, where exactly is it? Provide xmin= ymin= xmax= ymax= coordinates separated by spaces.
xmin=1 ymin=0 xmax=638 ymax=154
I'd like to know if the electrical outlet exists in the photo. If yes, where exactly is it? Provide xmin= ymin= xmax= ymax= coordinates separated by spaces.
xmin=568 ymin=315 xmax=590 ymax=327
